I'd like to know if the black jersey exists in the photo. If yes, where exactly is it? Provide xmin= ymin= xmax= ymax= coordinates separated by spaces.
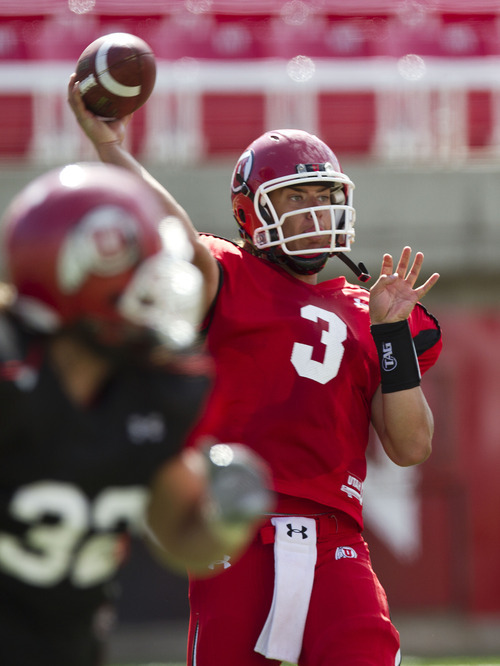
xmin=0 ymin=314 xmax=211 ymax=666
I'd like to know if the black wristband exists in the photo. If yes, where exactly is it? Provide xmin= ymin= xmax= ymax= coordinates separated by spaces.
xmin=370 ymin=320 xmax=421 ymax=394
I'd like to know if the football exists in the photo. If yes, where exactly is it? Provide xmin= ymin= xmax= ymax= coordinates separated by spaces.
xmin=75 ymin=32 xmax=157 ymax=119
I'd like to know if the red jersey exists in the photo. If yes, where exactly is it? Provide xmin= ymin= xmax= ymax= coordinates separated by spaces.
xmin=190 ymin=235 xmax=442 ymax=528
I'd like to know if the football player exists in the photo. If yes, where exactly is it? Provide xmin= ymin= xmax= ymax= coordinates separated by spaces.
xmin=68 ymin=76 xmax=442 ymax=666
xmin=0 ymin=162 xmax=273 ymax=666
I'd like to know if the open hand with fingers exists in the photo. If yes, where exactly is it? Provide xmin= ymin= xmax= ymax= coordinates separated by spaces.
xmin=369 ymin=246 xmax=440 ymax=325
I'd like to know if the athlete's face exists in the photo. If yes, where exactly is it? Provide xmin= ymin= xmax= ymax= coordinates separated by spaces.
xmin=267 ymin=184 xmax=333 ymax=252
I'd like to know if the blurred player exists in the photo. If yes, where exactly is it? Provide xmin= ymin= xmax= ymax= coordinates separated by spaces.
xmin=68 ymin=76 xmax=442 ymax=666
xmin=0 ymin=162 xmax=273 ymax=666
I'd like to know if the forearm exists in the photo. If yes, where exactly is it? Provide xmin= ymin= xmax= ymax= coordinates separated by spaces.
xmin=94 ymin=135 xmax=220 ymax=307
xmin=96 ymin=140 xmax=197 ymax=234
xmin=147 ymin=502 xmax=259 ymax=576
xmin=68 ymin=75 xmax=219 ymax=308
xmin=372 ymin=385 xmax=433 ymax=466
xmin=68 ymin=77 xmax=198 ymax=242
xmin=370 ymin=317 xmax=434 ymax=466
xmin=146 ymin=446 xmax=273 ymax=576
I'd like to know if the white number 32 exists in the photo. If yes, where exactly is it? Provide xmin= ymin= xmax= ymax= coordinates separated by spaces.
xmin=0 ymin=481 xmax=147 ymax=588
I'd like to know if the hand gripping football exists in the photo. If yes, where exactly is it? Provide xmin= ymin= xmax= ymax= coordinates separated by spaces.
xmin=204 ymin=443 xmax=275 ymax=525
xmin=75 ymin=32 xmax=156 ymax=119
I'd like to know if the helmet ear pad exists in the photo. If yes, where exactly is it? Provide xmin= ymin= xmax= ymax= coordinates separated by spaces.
xmin=232 ymin=191 xmax=259 ymax=243
xmin=233 ymin=188 xmax=284 ymax=251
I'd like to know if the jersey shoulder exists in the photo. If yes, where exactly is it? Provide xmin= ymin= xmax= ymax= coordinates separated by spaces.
xmin=199 ymin=233 xmax=241 ymax=260
xmin=199 ymin=233 xmax=272 ymax=277
xmin=409 ymin=302 xmax=442 ymax=373
xmin=0 ymin=314 xmax=39 ymax=386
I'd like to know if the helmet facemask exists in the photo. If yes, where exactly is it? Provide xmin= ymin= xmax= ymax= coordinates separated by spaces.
xmin=118 ymin=249 xmax=203 ymax=352
xmin=250 ymin=169 xmax=355 ymax=275
xmin=231 ymin=130 xmax=369 ymax=280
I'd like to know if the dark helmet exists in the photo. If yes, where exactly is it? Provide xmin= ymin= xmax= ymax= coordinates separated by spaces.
xmin=1 ymin=162 xmax=203 ymax=350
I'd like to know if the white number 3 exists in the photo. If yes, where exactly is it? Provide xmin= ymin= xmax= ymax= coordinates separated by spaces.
xmin=291 ymin=305 xmax=347 ymax=385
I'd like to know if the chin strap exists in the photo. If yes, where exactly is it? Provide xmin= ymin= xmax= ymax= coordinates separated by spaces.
xmin=333 ymin=252 xmax=371 ymax=282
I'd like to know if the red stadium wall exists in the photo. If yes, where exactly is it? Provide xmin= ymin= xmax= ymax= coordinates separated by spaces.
xmin=365 ymin=309 xmax=500 ymax=616
xmin=0 ymin=94 xmax=33 ymax=158
xmin=0 ymin=89 xmax=496 ymax=161
xmin=2 ymin=9 xmax=500 ymax=161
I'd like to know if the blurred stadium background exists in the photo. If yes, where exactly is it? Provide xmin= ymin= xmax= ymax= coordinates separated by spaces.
xmin=1 ymin=0 xmax=500 ymax=662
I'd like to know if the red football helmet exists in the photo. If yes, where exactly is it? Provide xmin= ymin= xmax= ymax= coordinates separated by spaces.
xmin=1 ymin=163 xmax=203 ymax=350
xmin=230 ymin=129 xmax=357 ymax=275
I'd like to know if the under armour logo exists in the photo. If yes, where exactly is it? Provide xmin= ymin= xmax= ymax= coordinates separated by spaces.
xmin=287 ymin=523 xmax=309 ymax=539
xmin=208 ymin=554 xmax=231 ymax=570
xmin=127 ymin=412 xmax=165 ymax=444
